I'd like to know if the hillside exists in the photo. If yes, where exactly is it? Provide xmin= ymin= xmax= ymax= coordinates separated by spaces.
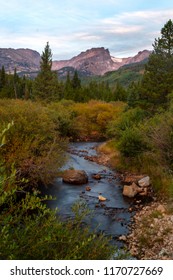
xmin=0 ymin=48 xmax=40 ymax=73
xmin=93 ymin=59 xmax=147 ymax=88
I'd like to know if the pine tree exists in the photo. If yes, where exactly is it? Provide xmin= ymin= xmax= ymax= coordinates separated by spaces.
xmin=64 ymin=71 xmax=73 ymax=99
xmin=141 ymin=19 xmax=173 ymax=107
xmin=113 ymin=81 xmax=127 ymax=101
xmin=0 ymin=66 xmax=6 ymax=90
xmin=33 ymin=42 xmax=59 ymax=101
xmin=71 ymin=70 xmax=81 ymax=89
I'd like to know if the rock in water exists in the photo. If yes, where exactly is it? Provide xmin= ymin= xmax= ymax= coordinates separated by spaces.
xmin=92 ymin=174 xmax=102 ymax=180
xmin=62 ymin=169 xmax=88 ymax=184
xmin=98 ymin=195 xmax=107 ymax=201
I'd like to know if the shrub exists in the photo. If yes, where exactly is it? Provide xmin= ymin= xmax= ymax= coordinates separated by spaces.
xmin=107 ymin=107 xmax=147 ymax=138
xmin=72 ymin=100 xmax=126 ymax=140
xmin=0 ymin=99 xmax=67 ymax=186
xmin=117 ymin=126 xmax=147 ymax=157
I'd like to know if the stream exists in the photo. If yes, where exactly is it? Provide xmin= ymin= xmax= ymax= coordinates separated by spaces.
xmin=42 ymin=142 xmax=133 ymax=247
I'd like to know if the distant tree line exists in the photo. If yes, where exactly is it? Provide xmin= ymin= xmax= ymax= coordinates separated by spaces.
xmin=0 ymin=42 xmax=129 ymax=103
xmin=1 ymin=19 xmax=173 ymax=109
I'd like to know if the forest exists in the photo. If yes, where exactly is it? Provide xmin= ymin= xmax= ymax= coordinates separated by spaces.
xmin=0 ymin=20 xmax=173 ymax=260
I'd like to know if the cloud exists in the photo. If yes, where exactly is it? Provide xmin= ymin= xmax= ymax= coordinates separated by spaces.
xmin=0 ymin=1 xmax=173 ymax=59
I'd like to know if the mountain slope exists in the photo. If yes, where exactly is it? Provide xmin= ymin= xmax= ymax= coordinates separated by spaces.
xmin=52 ymin=48 xmax=151 ymax=76
xmin=0 ymin=47 xmax=151 ymax=77
xmin=52 ymin=47 xmax=118 ymax=76
xmin=93 ymin=59 xmax=148 ymax=88
xmin=0 ymin=48 xmax=40 ymax=73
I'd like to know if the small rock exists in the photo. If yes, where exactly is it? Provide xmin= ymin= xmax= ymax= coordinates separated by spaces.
xmin=138 ymin=188 xmax=148 ymax=196
xmin=98 ymin=195 xmax=107 ymax=201
xmin=92 ymin=174 xmax=101 ymax=180
xmin=157 ymin=204 xmax=166 ymax=213
xmin=138 ymin=176 xmax=150 ymax=187
xmin=119 ymin=235 xmax=127 ymax=241
xmin=159 ymin=248 xmax=169 ymax=257
xmin=101 ymin=203 xmax=106 ymax=207
xmin=85 ymin=186 xmax=91 ymax=191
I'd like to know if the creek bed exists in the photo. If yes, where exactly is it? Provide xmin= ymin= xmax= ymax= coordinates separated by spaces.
xmin=42 ymin=142 xmax=133 ymax=247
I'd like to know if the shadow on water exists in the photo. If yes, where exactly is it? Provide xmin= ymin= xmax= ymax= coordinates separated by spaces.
xmin=41 ymin=142 xmax=134 ymax=248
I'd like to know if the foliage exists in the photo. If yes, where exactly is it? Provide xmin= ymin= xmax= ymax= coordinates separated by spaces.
xmin=71 ymin=100 xmax=126 ymax=140
xmin=117 ymin=126 xmax=147 ymax=157
xmin=0 ymin=194 xmax=114 ymax=260
xmin=47 ymin=100 xmax=79 ymax=139
xmin=93 ymin=61 xmax=145 ymax=89
xmin=33 ymin=42 xmax=60 ymax=101
xmin=0 ymin=125 xmax=114 ymax=260
xmin=107 ymin=107 xmax=147 ymax=138
xmin=140 ymin=19 xmax=173 ymax=108
xmin=0 ymin=99 xmax=67 ymax=186
xmin=0 ymin=67 xmax=32 ymax=99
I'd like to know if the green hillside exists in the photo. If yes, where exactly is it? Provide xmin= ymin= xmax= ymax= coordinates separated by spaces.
xmin=93 ymin=59 xmax=147 ymax=88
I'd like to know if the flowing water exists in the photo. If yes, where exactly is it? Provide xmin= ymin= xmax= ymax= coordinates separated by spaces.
xmin=42 ymin=142 xmax=133 ymax=246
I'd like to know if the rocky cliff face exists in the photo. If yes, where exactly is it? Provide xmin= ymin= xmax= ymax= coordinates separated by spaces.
xmin=52 ymin=47 xmax=117 ymax=75
xmin=52 ymin=48 xmax=151 ymax=76
xmin=0 ymin=47 xmax=151 ymax=76
xmin=0 ymin=48 xmax=40 ymax=73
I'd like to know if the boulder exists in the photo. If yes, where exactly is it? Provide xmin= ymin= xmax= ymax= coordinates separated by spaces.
xmin=123 ymin=174 xmax=145 ymax=184
xmin=62 ymin=169 xmax=88 ymax=184
xmin=138 ymin=176 xmax=150 ymax=187
xmin=123 ymin=182 xmax=141 ymax=198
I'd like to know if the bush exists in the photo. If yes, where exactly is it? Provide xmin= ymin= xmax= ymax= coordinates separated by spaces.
xmin=47 ymin=101 xmax=79 ymax=139
xmin=0 ymin=99 xmax=67 ymax=186
xmin=117 ymin=127 xmax=147 ymax=157
xmin=107 ymin=107 xmax=147 ymax=138
xmin=0 ymin=194 xmax=114 ymax=260
xmin=72 ymin=100 xmax=126 ymax=140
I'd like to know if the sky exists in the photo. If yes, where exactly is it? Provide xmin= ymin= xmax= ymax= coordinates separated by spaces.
xmin=0 ymin=0 xmax=173 ymax=60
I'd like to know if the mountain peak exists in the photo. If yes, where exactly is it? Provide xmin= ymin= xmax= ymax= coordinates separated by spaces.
xmin=52 ymin=47 xmax=151 ymax=76
xmin=0 ymin=48 xmax=40 ymax=73
xmin=0 ymin=47 xmax=151 ymax=76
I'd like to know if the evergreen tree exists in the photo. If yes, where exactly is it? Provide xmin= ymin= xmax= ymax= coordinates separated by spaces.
xmin=127 ymin=81 xmax=141 ymax=107
xmin=0 ymin=66 xmax=6 ymax=90
xmin=71 ymin=70 xmax=81 ymax=89
xmin=113 ymin=81 xmax=127 ymax=101
xmin=140 ymin=19 xmax=173 ymax=107
xmin=33 ymin=42 xmax=59 ymax=101
xmin=64 ymin=71 xmax=73 ymax=99
xmin=13 ymin=68 xmax=19 ymax=99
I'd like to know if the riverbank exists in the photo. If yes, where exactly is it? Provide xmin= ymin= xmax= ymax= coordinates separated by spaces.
xmin=126 ymin=200 xmax=173 ymax=259
xmin=95 ymin=142 xmax=173 ymax=260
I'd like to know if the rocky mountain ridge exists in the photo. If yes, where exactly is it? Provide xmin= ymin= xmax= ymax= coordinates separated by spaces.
xmin=0 ymin=48 xmax=41 ymax=73
xmin=0 ymin=47 xmax=151 ymax=76
xmin=52 ymin=48 xmax=151 ymax=76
